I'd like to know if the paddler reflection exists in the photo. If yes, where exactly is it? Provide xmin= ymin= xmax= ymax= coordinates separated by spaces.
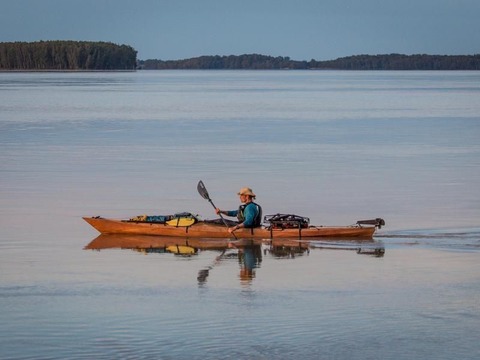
xmin=231 ymin=241 xmax=262 ymax=285
xmin=197 ymin=240 xmax=263 ymax=286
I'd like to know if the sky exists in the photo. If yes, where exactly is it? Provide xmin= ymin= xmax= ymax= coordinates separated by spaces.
xmin=1 ymin=0 xmax=479 ymax=61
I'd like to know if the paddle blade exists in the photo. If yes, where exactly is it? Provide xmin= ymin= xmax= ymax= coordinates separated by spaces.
xmin=197 ymin=180 xmax=210 ymax=200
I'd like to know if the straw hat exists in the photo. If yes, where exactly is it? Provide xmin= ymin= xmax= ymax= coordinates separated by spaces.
xmin=237 ymin=187 xmax=256 ymax=198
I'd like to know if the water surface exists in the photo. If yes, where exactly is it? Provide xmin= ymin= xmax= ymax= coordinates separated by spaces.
xmin=1 ymin=71 xmax=479 ymax=359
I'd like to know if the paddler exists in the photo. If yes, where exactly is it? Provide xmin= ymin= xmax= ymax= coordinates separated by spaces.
xmin=215 ymin=187 xmax=262 ymax=233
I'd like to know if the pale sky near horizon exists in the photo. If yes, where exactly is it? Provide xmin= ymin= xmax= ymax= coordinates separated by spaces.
xmin=1 ymin=0 xmax=479 ymax=61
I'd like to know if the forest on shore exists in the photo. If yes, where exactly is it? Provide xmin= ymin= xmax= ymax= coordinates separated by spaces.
xmin=0 ymin=41 xmax=137 ymax=70
xmin=140 ymin=53 xmax=480 ymax=70
xmin=1 ymin=41 xmax=478 ymax=70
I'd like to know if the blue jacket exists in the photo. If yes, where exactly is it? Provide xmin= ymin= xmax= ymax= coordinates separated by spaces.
xmin=226 ymin=202 xmax=262 ymax=227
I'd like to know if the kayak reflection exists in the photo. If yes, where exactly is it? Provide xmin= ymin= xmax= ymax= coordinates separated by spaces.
xmin=84 ymin=234 xmax=230 ymax=253
xmin=266 ymin=239 xmax=311 ymax=258
xmin=85 ymin=235 xmax=383 ymax=254
xmin=84 ymin=235 xmax=385 ymax=285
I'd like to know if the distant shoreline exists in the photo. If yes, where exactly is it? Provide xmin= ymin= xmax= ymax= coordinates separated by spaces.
xmin=0 ymin=41 xmax=137 ymax=71
xmin=2 ymin=68 xmax=479 ymax=73
xmin=1 ymin=41 xmax=479 ymax=70
xmin=138 ymin=53 xmax=480 ymax=71
xmin=0 ymin=69 xmax=136 ymax=73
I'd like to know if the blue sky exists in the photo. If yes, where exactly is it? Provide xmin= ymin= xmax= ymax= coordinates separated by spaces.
xmin=1 ymin=0 xmax=479 ymax=60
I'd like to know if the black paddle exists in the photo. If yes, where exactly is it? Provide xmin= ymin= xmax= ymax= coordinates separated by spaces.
xmin=197 ymin=180 xmax=237 ymax=239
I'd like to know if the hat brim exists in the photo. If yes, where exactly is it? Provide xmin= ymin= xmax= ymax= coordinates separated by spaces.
xmin=238 ymin=192 xmax=256 ymax=197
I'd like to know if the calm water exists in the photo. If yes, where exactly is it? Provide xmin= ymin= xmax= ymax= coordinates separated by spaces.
xmin=1 ymin=71 xmax=479 ymax=359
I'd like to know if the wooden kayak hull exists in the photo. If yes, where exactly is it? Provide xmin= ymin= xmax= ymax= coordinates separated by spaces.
xmin=83 ymin=217 xmax=377 ymax=239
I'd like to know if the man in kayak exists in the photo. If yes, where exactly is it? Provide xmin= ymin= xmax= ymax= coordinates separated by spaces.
xmin=215 ymin=187 xmax=262 ymax=233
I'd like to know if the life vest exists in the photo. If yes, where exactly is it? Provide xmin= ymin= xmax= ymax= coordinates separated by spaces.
xmin=237 ymin=202 xmax=262 ymax=228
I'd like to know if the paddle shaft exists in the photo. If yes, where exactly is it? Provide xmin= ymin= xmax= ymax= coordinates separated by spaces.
xmin=207 ymin=198 xmax=237 ymax=239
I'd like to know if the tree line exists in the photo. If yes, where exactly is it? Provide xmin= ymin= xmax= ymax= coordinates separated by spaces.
xmin=139 ymin=53 xmax=480 ymax=70
xmin=2 ymin=42 xmax=478 ymax=71
xmin=0 ymin=41 xmax=137 ymax=70
xmin=139 ymin=54 xmax=305 ymax=70
xmin=315 ymin=54 xmax=480 ymax=70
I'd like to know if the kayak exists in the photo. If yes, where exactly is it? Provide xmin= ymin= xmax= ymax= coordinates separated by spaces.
xmin=82 ymin=216 xmax=383 ymax=239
